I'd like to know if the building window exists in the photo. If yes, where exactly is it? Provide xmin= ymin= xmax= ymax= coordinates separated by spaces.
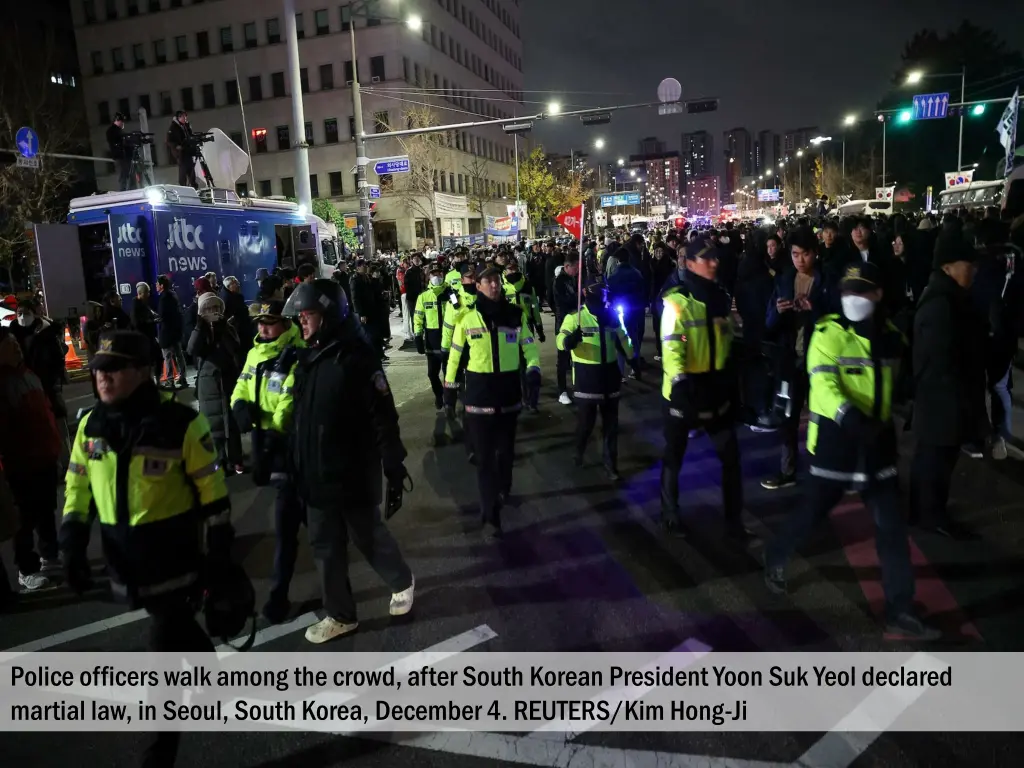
xmin=305 ymin=121 xmax=314 ymax=145
xmin=353 ymin=173 xmax=359 ymax=192
xmin=248 ymin=75 xmax=262 ymax=101
xmin=343 ymin=60 xmax=354 ymax=83
xmin=181 ymin=87 xmax=194 ymax=111
xmin=220 ymin=26 xmax=233 ymax=53
xmin=104 ymin=0 xmax=117 ymax=20
xmin=329 ymin=171 xmax=343 ymax=196
xmin=174 ymin=35 xmax=188 ymax=60
xmin=366 ymin=6 xmax=380 ymax=26
xmin=235 ymin=181 xmax=248 ymax=197
xmin=282 ymin=177 xmax=295 ymax=197
xmin=117 ymin=98 xmax=131 ymax=119
xmin=252 ymin=128 xmax=268 ymax=153
xmin=271 ymin=71 xmax=285 ymax=98
xmin=244 ymin=22 xmax=257 ymax=49
xmin=402 ymin=56 xmax=409 ymax=82
xmin=225 ymin=79 xmax=239 ymax=104
xmin=139 ymin=93 xmax=151 ymax=116
xmin=300 ymin=68 xmax=309 ymax=93
xmin=196 ymin=31 xmax=210 ymax=57
xmin=159 ymin=91 xmax=171 ymax=115
xmin=169 ymin=0 xmax=181 ymax=6
xmin=314 ymin=9 xmax=329 ymax=35
xmin=127 ymin=0 xmax=139 ymax=16
xmin=295 ymin=12 xmax=304 ymax=38
xmin=229 ymin=131 xmax=243 ymax=147
xmin=373 ymin=111 xmax=388 ymax=133
xmin=154 ymin=39 xmax=167 ymax=64
xmin=309 ymin=174 xmax=319 ymax=198
xmin=369 ymin=55 xmax=385 ymax=81
xmin=111 ymin=47 xmax=124 ymax=72
xmin=348 ymin=116 xmax=356 ymax=139
xmin=319 ymin=64 xmax=333 ymax=90
xmin=98 ymin=100 xmax=110 ymax=125
xmin=258 ymin=179 xmax=272 ymax=197
xmin=324 ymin=118 xmax=339 ymax=144
xmin=83 ymin=1 xmax=97 ymax=24
xmin=276 ymin=125 xmax=290 ymax=151
xmin=91 ymin=51 xmax=103 ymax=75
xmin=266 ymin=17 xmax=281 ymax=44
xmin=201 ymin=83 xmax=215 ymax=109
xmin=340 ymin=4 xmax=351 ymax=31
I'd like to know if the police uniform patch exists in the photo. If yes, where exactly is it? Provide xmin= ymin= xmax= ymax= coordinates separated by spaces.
xmin=142 ymin=458 xmax=169 ymax=476
xmin=99 ymin=338 xmax=114 ymax=353
xmin=372 ymin=371 xmax=390 ymax=394
xmin=200 ymin=432 xmax=215 ymax=454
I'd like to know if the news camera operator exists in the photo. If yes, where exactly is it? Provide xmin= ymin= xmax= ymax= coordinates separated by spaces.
xmin=106 ymin=112 xmax=131 ymax=191
xmin=166 ymin=110 xmax=197 ymax=189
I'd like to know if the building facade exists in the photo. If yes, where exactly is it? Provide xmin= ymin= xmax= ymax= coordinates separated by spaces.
xmin=723 ymin=128 xmax=752 ymax=177
xmin=71 ymin=0 xmax=524 ymax=251
xmin=682 ymin=130 xmax=713 ymax=179
xmin=755 ymin=129 xmax=780 ymax=175
xmin=687 ymin=174 xmax=719 ymax=216
xmin=637 ymin=136 xmax=665 ymax=155
xmin=783 ymin=126 xmax=819 ymax=156
xmin=628 ymin=151 xmax=681 ymax=212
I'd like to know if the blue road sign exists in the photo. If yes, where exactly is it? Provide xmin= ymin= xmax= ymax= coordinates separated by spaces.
xmin=912 ymin=92 xmax=949 ymax=121
xmin=16 ymin=126 xmax=39 ymax=158
xmin=600 ymin=192 xmax=641 ymax=208
xmin=369 ymin=185 xmax=381 ymax=199
xmin=372 ymin=156 xmax=410 ymax=174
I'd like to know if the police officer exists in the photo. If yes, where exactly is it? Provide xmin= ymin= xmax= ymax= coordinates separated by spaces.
xmin=166 ymin=110 xmax=197 ymax=188
xmin=660 ymin=238 xmax=750 ymax=541
xmin=557 ymin=280 xmax=634 ymax=480
xmin=444 ymin=265 xmax=541 ymax=537
xmin=60 ymin=330 xmax=232 ymax=765
xmin=440 ymin=263 xmax=478 ymax=452
xmin=230 ymin=299 xmax=305 ymax=624
xmin=503 ymin=258 xmax=545 ymax=412
xmin=285 ymin=279 xmax=415 ymax=644
xmin=444 ymin=249 xmax=465 ymax=291
xmin=106 ymin=112 xmax=130 ymax=191
xmin=764 ymin=263 xmax=939 ymax=641
xmin=414 ymin=263 xmax=454 ymax=411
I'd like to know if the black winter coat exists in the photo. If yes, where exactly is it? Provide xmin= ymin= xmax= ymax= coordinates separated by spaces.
xmin=187 ymin=319 xmax=242 ymax=454
xmin=130 ymin=299 xmax=162 ymax=366
xmin=912 ymin=271 xmax=988 ymax=447
xmin=156 ymin=289 xmax=183 ymax=348
xmin=221 ymin=288 xmax=252 ymax=353
xmin=291 ymin=319 xmax=406 ymax=509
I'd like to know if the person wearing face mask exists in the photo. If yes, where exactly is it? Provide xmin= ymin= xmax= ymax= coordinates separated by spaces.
xmin=10 ymin=298 xmax=68 ymax=421
xmin=557 ymin=280 xmax=634 ymax=481
xmin=444 ymin=265 xmax=541 ymax=538
xmin=502 ymin=259 xmax=545 ymax=411
xmin=659 ymin=238 xmax=750 ymax=542
xmin=909 ymin=232 xmax=986 ymax=540
xmin=440 ymin=263 xmax=478 ymax=454
xmin=415 ymin=264 xmax=460 ymax=445
xmin=764 ymin=262 xmax=938 ymax=641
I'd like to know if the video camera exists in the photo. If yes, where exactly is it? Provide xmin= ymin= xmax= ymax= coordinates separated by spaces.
xmin=123 ymin=131 xmax=154 ymax=147
xmin=182 ymin=131 xmax=215 ymax=155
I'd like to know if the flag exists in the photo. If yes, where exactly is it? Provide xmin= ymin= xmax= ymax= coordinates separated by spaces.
xmin=996 ymin=88 xmax=1019 ymax=176
xmin=555 ymin=204 xmax=584 ymax=240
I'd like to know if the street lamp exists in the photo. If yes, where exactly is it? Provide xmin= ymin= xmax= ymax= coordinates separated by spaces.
xmin=903 ymin=67 xmax=968 ymax=168
xmin=405 ymin=14 xmax=423 ymax=30
xmin=617 ymin=158 xmax=624 ymax=166
xmin=548 ymin=101 xmax=561 ymax=115
xmin=594 ymin=138 xmax=605 ymax=150
xmin=905 ymin=70 xmax=924 ymax=85
xmin=843 ymin=114 xmax=857 ymax=127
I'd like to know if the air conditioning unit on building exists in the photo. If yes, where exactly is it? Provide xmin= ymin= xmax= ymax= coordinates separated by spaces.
xmin=371 ymin=76 xmax=381 ymax=83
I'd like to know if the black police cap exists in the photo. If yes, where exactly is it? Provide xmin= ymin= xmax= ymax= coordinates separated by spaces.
xmin=840 ymin=261 xmax=883 ymax=292
xmin=253 ymin=299 xmax=287 ymax=322
xmin=90 ymin=331 xmax=154 ymax=372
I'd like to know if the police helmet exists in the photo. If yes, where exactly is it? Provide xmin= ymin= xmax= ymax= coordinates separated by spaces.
xmin=283 ymin=278 xmax=350 ymax=325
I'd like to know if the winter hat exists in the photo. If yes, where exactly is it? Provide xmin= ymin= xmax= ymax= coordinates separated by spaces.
xmin=193 ymin=276 xmax=213 ymax=296
xmin=198 ymin=292 xmax=225 ymax=320
xmin=932 ymin=231 xmax=978 ymax=269
xmin=917 ymin=218 xmax=934 ymax=230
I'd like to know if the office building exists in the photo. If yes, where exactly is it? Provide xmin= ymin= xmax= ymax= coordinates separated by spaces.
xmin=628 ymin=151 xmax=681 ymax=211
xmin=755 ymin=129 xmax=780 ymax=174
xmin=638 ymin=136 xmax=665 ymax=155
xmin=723 ymin=128 xmax=752 ymax=177
xmin=682 ymin=130 xmax=713 ymax=179
xmin=687 ymin=174 xmax=719 ymax=215
xmin=783 ymin=126 xmax=819 ymax=156
xmin=71 ymin=0 xmax=524 ymax=250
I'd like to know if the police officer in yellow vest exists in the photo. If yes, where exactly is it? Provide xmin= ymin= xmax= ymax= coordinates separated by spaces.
xmin=660 ymin=238 xmax=750 ymax=541
xmin=444 ymin=264 xmax=541 ymax=537
xmin=60 ymin=330 xmax=232 ymax=765
xmin=764 ymin=262 xmax=939 ymax=640
xmin=558 ymin=280 xmax=634 ymax=480
xmin=230 ymin=299 xmax=306 ymax=624
xmin=415 ymin=262 xmax=461 ymax=445
xmin=444 ymin=249 xmax=465 ymax=291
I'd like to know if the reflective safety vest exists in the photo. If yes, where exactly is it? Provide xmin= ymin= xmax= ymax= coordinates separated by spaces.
xmin=444 ymin=269 xmax=462 ymax=291
xmin=660 ymin=287 xmax=735 ymax=401
xmin=557 ymin=307 xmax=633 ymax=400
xmin=441 ymin=288 xmax=477 ymax=353
xmin=503 ymin=274 xmax=542 ymax=330
xmin=62 ymin=390 xmax=230 ymax=604
xmin=444 ymin=301 xmax=541 ymax=413
xmin=806 ymin=314 xmax=905 ymax=483
xmin=230 ymin=323 xmax=305 ymax=433
xmin=414 ymin=284 xmax=453 ymax=353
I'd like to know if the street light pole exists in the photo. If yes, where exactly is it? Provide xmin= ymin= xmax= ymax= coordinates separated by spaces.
xmin=882 ymin=119 xmax=887 ymax=188
xmin=349 ymin=10 xmax=375 ymax=260
xmin=957 ymin=65 xmax=966 ymax=171
xmin=283 ymin=0 xmax=312 ymax=213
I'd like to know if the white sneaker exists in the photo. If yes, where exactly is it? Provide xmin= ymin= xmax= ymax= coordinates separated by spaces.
xmin=304 ymin=617 xmax=359 ymax=644
xmin=653 ymin=355 xmax=662 ymax=362
xmin=18 ymin=572 xmax=52 ymax=591
xmin=992 ymin=437 xmax=1008 ymax=461
xmin=390 ymin=577 xmax=415 ymax=616
xmin=558 ymin=392 xmax=572 ymax=406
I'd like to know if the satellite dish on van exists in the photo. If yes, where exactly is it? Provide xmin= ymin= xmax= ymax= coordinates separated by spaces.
xmin=193 ymin=128 xmax=250 ymax=189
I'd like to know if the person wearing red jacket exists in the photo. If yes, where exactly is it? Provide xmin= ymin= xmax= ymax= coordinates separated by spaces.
xmin=0 ymin=328 xmax=61 ymax=591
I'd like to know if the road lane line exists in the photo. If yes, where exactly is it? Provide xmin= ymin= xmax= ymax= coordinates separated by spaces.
xmin=0 ymin=609 xmax=147 ymax=658
xmin=215 ymin=611 xmax=319 ymax=657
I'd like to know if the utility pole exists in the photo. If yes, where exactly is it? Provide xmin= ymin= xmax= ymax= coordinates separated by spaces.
xmin=282 ymin=0 xmax=311 ymax=212
xmin=349 ymin=18 xmax=375 ymax=259
xmin=957 ymin=65 xmax=966 ymax=172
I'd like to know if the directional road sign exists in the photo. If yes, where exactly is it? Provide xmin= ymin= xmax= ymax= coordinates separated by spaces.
xmin=912 ymin=92 xmax=949 ymax=121
xmin=600 ymin=192 xmax=641 ymax=208
xmin=368 ymin=185 xmax=381 ymax=199
xmin=16 ymin=126 xmax=39 ymax=158
xmin=372 ymin=156 xmax=410 ymax=174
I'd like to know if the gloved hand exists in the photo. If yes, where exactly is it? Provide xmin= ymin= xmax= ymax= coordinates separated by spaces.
xmin=563 ymin=327 xmax=584 ymax=351
xmin=415 ymin=337 xmax=426 ymax=355
xmin=231 ymin=400 xmax=257 ymax=434
xmin=668 ymin=379 xmax=698 ymax=423
xmin=443 ymin=387 xmax=458 ymax=409
xmin=525 ymin=368 xmax=541 ymax=402
xmin=62 ymin=547 xmax=92 ymax=595
xmin=537 ymin=329 xmax=546 ymax=343
xmin=383 ymin=460 xmax=409 ymax=487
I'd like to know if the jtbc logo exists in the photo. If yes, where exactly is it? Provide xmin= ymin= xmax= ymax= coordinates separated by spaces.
xmin=167 ymin=217 xmax=205 ymax=251
xmin=117 ymin=222 xmax=142 ymax=244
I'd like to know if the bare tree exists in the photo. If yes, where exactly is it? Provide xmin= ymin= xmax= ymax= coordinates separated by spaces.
xmin=463 ymin=155 xmax=491 ymax=225
xmin=0 ymin=23 xmax=87 ymax=286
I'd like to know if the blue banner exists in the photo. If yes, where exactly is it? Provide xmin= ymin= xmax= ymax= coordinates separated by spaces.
xmin=600 ymin=192 xmax=641 ymax=208
xmin=108 ymin=213 xmax=154 ymax=315
xmin=441 ymin=234 xmax=487 ymax=249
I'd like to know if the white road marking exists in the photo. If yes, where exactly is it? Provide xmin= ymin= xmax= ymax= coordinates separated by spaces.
xmin=0 ymin=609 xmax=147 ymax=659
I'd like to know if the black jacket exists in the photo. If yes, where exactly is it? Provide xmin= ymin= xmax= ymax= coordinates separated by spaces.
xmin=912 ymin=271 xmax=988 ymax=447
xmin=291 ymin=319 xmax=406 ymax=509
xmin=187 ymin=319 xmax=242 ymax=458
xmin=157 ymin=289 xmax=183 ymax=348
xmin=552 ymin=269 xmax=578 ymax=322
xmin=733 ymin=252 xmax=781 ymax=346
xmin=166 ymin=119 xmax=188 ymax=162
xmin=221 ymin=288 xmax=252 ymax=353
xmin=765 ymin=266 xmax=832 ymax=370
xmin=403 ymin=265 xmax=424 ymax=304
xmin=106 ymin=123 xmax=126 ymax=159
xmin=349 ymin=273 xmax=376 ymax=322
xmin=130 ymin=299 xmax=162 ymax=365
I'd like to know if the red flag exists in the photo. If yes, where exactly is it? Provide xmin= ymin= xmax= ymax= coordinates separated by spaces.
xmin=555 ymin=204 xmax=584 ymax=240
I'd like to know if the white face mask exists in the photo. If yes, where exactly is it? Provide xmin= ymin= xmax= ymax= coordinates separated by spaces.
xmin=841 ymin=295 xmax=875 ymax=322
xmin=429 ymin=276 xmax=443 ymax=287
xmin=17 ymin=313 xmax=34 ymax=327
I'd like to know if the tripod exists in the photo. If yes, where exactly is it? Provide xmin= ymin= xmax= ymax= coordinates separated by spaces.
xmin=193 ymin=146 xmax=215 ymax=189
xmin=127 ymin=143 xmax=154 ymax=190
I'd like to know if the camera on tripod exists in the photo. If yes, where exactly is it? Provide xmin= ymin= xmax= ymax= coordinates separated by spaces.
xmin=182 ymin=131 xmax=214 ymax=156
xmin=124 ymin=131 xmax=155 ymax=147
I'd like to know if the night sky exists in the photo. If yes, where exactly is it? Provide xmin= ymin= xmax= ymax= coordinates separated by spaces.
xmin=522 ymin=0 xmax=1024 ymax=162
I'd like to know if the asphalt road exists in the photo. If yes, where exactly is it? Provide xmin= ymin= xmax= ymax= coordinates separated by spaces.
xmin=3 ymin=309 xmax=1024 ymax=768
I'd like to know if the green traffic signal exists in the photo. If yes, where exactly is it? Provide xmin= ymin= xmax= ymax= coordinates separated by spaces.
xmin=971 ymin=104 xmax=986 ymax=116
xmin=898 ymin=110 xmax=913 ymax=124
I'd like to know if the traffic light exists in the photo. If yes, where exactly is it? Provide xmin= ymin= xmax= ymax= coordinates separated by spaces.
xmin=897 ymin=110 xmax=913 ymax=124
xmin=971 ymin=104 xmax=986 ymax=116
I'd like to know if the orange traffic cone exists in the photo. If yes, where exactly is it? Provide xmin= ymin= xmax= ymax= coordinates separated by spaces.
xmin=64 ymin=328 xmax=83 ymax=371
